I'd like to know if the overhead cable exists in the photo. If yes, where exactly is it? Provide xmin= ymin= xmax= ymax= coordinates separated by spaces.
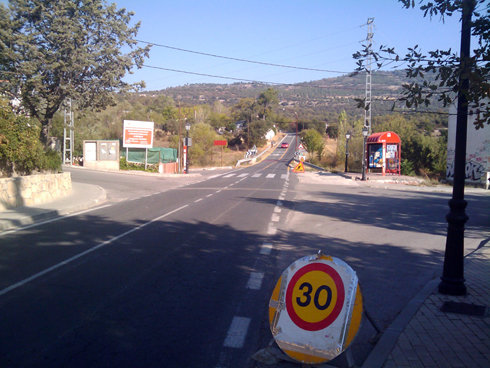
xmin=136 ymin=39 xmax=349 ymax=74
xmin=142 ymin=64 xmax=285 ymax=85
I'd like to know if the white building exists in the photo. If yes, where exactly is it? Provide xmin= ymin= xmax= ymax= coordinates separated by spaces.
xmin=447 ymin=103 xmax=490 ymax=186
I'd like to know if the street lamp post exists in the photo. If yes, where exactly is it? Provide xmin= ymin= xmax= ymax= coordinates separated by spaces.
xmin=361 ymin=126 xmax=369 ymax=181
xmin=185 ymin=122 xmax=191 ymax=174
xmin=344 ymin=132 xmax=351 ymax=173
xmin=438 ymin=0 xmax=474 ymax=296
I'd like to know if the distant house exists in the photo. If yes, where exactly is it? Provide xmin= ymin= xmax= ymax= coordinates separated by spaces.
xmin=265 ymin=129 xmax=275 ymax=141
xmin=235 ymin=120 xmax=246 ymax=131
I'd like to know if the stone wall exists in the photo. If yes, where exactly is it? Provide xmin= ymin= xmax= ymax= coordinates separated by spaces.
xmin=0 ymin=172 xmax=72 ymax=211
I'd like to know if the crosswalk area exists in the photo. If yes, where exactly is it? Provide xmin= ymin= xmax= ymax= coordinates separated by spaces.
xmin=222 ymin=172 xmax=287 ymax=180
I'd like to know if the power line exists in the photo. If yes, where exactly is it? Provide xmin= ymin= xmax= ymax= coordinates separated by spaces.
xmin=135 ymin=39 xmax=350 ymax=74
xmin=142 ymin=64 xmax=285 ymax=85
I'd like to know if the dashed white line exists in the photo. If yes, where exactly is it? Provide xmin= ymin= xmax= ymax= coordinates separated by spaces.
xmin=260 ymin=243 xmax=273 ymax=255
xmin=238 ymin=173 xmax=248 ymax=178
xmin=224 ymin=173 xmax=235 ymax=178
xmin=194 ymin=198 xmax=203 ymax=203
xmin=271 ymin=213 xmax=280 ymax=222
xmin=273 ymin=206 xmax=282 ymax=214
xmin=246 ymin=272 xmax=264 ymax=290
xmin=206 ymin=194 xmax=213 ymax=198
xmin=266 ymin=173 xmax=276 ymax=179
xmin=281 ymin=174 xmax=287 ymax=179
xmin=252 ymin=173 xmax=261 ymax=178
xmin=267 ymin=224 xmax=277 ymax=235
xmin=223 ymin=316 xmax=251 ymax=348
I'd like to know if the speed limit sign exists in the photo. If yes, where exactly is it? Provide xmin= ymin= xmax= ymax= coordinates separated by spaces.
xmin=269 ymin=253 xmax=363 ymax=364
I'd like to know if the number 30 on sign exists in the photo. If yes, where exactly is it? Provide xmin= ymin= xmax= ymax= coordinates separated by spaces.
xmin=269 ymin=254 xmax=363 ymax=364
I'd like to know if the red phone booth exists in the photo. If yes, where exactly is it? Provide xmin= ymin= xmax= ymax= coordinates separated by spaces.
xmin=366 ymin=131 xmax=401 ymax=175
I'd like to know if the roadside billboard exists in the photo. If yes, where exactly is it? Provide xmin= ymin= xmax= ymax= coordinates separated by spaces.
xmin=123 ymin=120 xmax=154 ymax=148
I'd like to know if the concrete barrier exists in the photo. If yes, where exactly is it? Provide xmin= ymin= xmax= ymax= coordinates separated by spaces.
xmin=0 ymin=172 xmax=72 ymax=210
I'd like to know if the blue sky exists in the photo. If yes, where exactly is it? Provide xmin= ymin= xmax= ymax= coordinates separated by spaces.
xmin=116 ymin=1 xmax=464 ymax=90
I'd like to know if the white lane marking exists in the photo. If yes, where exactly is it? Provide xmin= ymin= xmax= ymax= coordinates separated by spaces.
xmin=278 ymin=195 xmax=285 ymax=201
xmin=273 ymin=206 xmax=282 ymax=214
xmin=266 ymin=173 xmax=275 ymax=179
xmin=194 ymin=198 xmax=203 ymax=203
xmin=252 ymin=173 xmax=261 ymax=178
xmin=260 ymin=243 xmax=273 ymax=255
xmin=237 ymin=173 xmax=248 ymax=178
xmin=246 ymin=272 xmax=264 ymax=290
xmin=267 ymin=225 xmax=277 ymax=235
xmin=224 ymin=173 xmax=235 ymax=178
xmin=271 ymin=213 xmax=280 ymax=223
xmin=206 ymin=194 xmax=213 ymax=198
xmin=223 ymin=316 xmax=251 ymax=348
xmin=0 ymin=204 xmax=189 ymax=297
xmin=281 ymin=174 xmax=287 ymax=179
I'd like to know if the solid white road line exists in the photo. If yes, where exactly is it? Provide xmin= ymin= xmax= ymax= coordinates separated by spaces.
xmin=223 ymin=316 xmax=251 ymax=348
xmin=0 ymin=204 xmax=189 ymax=297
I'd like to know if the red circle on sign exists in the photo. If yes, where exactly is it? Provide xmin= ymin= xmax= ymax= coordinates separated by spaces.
xmin=286 ymin=262 xmax=345 ymax=331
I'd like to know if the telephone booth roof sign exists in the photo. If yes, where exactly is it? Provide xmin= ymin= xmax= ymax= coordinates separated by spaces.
xmin=367 ymin=131 xmax=400 ymax=144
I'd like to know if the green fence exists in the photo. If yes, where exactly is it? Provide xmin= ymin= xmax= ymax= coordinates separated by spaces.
xmin=124 ymin=148 xmax=177 ymax=164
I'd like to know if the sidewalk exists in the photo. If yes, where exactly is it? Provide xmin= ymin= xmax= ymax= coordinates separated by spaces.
xmin=297 ymin=172 xmax=489 ymax=368
xmin=363 ymin=243 xmax=489 ymax=368
xmin=0 ymin=181 xmax=106 ymax=232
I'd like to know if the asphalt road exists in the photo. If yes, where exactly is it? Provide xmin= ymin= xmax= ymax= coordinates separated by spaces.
xmin=0 ymin=139 xmax=298 ymax=368
xmin=0 ymin=138 xmax=488 ymax=368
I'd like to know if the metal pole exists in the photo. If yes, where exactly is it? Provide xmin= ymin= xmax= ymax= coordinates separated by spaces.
xmin=186 ymin=129 xmax=189 ymax=174
xmin=361 ymin=136 xmax=367 ymax=181
xmin=344 ymin=137 xmax=349 ymax=173
xmin=438 ymin=0 xmax=474 ymax=296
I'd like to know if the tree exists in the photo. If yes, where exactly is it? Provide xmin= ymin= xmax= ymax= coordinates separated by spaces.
xmin=188 ymin=123 xmax=220 ymax=166
xmin=0 ymin=0 xmax=150 ymax=144
xmin=0 ymin=99 xmax=60 ymax=176
xmin=256 ymin=88 xmax=278 ymax=120
xmin=353 ymin=0 xmax=489 ymax=128
xmin=300 ymin=129 xmax=324 ymax=160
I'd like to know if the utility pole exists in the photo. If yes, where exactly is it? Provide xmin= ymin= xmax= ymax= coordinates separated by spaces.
xmin=365 ymin=18 xmax=374 ymax=134
xmin=63 ymin=98 xmax=74 ymax=165
xmin=361 ymin=17 xmax=374 ymax=181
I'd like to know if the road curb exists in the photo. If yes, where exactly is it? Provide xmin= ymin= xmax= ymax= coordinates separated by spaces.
xmin=361 ymin=276 xmax=439 ymax=368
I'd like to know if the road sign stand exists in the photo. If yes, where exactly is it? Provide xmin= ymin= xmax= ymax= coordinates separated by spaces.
xmin=268 ymin=251 xmax=363 ymax=365
xmin=252 ymin=339 xmax=358 ymax=368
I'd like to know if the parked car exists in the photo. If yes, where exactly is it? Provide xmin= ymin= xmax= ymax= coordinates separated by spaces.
xmin=281 ymin=142 xmax=289 ymax=149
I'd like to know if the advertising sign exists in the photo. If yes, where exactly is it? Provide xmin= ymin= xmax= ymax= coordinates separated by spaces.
xmin=123 ymin=120 xmax=154 ymax=148
xmin=269 ymin=254 xmax=362 ymax=364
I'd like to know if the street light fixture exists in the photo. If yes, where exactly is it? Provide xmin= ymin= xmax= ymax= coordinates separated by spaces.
xmin=185 ymin=122 xmax=191 ymax=174
xmin=361 ymin=126 xmax=369 ymax=181
xmin=344 ymin=132 xmax=351 ymax=173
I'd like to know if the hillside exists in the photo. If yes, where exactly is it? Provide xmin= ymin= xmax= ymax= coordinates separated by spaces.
xmin=144 ymin=70 xmax=444 ymax=120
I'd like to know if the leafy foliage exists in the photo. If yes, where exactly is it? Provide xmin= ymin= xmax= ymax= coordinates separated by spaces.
xmin=353 ymin=0 xmax=489 ymax=128
xmin=0 ymin=0 xmax=150 ymax=143
xmin=0 ymin=100 xmax=60 ymax=176
xmin=301 ymin=129 xmax=325 ymax=160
